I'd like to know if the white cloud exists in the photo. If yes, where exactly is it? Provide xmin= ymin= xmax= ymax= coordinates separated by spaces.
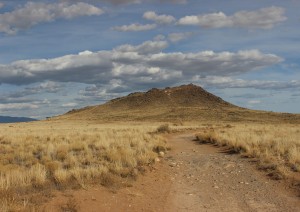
xmin=153 ymin=34 xmax=166 ymax=41
xmin=34 ymin=81 xmax=63 ymax=93
xmin=114 ymin=40 xmax=168 ymax=55
xmin=146 ymin=50 xmax=282 ymax=75
xmin=143 ymin=11 xmax=176 ymax=25
xmin=168 ymin=32 xmax=193 ymax=43
xmin=113 ymin=23 xmax=157 ymax=31
xmin=178 ymin=6 xmax=287 ymax=29
xmin=62 ymin=102 xmax=78 ymax=107
xmin=178 ymin=15 xmax=201 ymax=25
xmin=0 ymin=41 xmax=283 ymax=90
xmin=248 ymin=100 xmax=261 ymax=104
xmin=0 ymin=103 xmax=39 ymax=111
xmin=193 ymin=76 xmax=300 ymax=90
xmin=0 ymin=2 xmax=104 ymax=35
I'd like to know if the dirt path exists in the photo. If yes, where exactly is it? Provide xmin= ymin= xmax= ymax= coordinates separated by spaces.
xmin=163 ymin=133 xmax=299 ymax=212
xmin=43 ymin=133 xmax=300 ymax=212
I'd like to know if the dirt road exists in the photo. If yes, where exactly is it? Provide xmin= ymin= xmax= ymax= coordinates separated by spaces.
xmin=44 ymin=133 xmax=300 ymax=211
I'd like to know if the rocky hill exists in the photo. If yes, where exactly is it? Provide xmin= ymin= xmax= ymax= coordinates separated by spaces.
xmin=105 ymin=84 xmax=234 ymax=109
xmin=58 ymin=84 xmax=300 ymax=123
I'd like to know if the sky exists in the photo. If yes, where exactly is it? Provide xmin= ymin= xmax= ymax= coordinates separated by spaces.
xmin=0 ymin=0 xmax=299 ymax=119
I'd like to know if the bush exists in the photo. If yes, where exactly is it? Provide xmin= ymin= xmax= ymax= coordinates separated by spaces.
xmin=195 ymin=131 xmax=217 ymax=144
xmin=156 ymin=124 xmax=170 ymax=133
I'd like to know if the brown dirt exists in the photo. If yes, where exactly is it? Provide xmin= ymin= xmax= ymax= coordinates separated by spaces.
xmin=42 ymin=133 xmax=300 ymax=212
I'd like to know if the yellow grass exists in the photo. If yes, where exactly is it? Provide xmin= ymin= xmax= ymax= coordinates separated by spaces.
xmin=0 ymin=120 xmax=170 ymax=211
xmin=196 ymin=123 xmax=300 ymax=172
xmin=1 ymin=119 xmax=299 ymax=211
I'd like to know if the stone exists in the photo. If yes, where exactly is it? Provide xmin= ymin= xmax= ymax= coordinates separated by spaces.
xmin=159 ymin=151 xmax=165 ymax=157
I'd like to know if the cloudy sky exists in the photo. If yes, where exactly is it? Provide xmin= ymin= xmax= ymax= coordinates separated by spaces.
xmin=0 ymin=0 xmax=299 ymax=119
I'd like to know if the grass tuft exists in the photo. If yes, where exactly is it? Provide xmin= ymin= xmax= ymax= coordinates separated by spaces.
xmin=156 ymin=124 xmax=170 ymax=134
xmin=195 ymin=123 xmax=300 ymax=178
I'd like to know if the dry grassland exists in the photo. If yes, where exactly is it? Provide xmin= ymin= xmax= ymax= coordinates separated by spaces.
xmin=0 ymin=121 xmax=170 ymax=211
xmin=196 ymin=123 xmax=300 ymax=177
xmin=1 ymin=119 xmax=299 ymax=210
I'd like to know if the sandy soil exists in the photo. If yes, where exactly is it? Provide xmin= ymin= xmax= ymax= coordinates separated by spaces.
xmin=42 ymin=133 xmax=300 ymax=212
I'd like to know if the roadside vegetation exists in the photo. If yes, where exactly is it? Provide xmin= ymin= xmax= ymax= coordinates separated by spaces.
xmin=0 ymin=121 xmax=168 ymax=211
xmin=195 ymin=123 xmax=300 ymax=178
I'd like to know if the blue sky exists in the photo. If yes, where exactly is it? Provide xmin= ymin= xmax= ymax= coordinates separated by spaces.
xmin=0 ymin=0 xmax=299 ymax=119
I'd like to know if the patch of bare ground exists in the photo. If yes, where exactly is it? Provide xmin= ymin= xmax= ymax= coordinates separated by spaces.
xmin=42 ymin=132 xmax=300 ymax=212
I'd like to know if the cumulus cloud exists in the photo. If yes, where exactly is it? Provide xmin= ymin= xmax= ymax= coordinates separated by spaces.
xmin=113 ymin=23 xmax=157 ymax=31
xmin=0 ymin=40 xmax=283 ymax=90
xmin=117 ymin=11 xmax=175 ymax=32
xmin=153 ymin=34 xmax=166 ymax=41
xmin=77 ymin=83 xmax=126 ymax=103
xmin=178 ymin=6 xmax=287 ymax=29
xmin=34 ymin=81 xmax=64 ymax=93
xmin=168 ymin=32 xmax=193 ymax=43
xmin=143 ymin=11 xmax=176 ymax=25
xmin=13 ymin=82 xmax=63 ymax=96
xmin=114 ymin=40 xmax=168 ymax=54
xmin=195 ymin=76 xmax=300 ymax=90
xmin=146 ymin=50 xmax=282 ymax=75
xmin=0 ymin=2 xmax=104 ymax=34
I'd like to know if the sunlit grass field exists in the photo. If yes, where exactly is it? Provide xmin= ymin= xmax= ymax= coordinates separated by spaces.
xmin=0 ymin=119 xmax=299 ymax=211
xmin=0 ymin=120 xmax=171 ymax=211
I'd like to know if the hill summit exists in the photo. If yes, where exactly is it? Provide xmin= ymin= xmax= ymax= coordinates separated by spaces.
xmin=105 ymin=84 xmax=233 ymax=109
xmin=59 ymin=84 xmax=299 ymax=123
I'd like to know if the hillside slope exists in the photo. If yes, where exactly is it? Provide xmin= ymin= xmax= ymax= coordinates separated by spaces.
xmin=58 ymin=84 xmax=300 ymax=123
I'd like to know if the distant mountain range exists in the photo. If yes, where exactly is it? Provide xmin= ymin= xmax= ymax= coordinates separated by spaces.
xmin=0 ymin=116 xmax=37 ymax=123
